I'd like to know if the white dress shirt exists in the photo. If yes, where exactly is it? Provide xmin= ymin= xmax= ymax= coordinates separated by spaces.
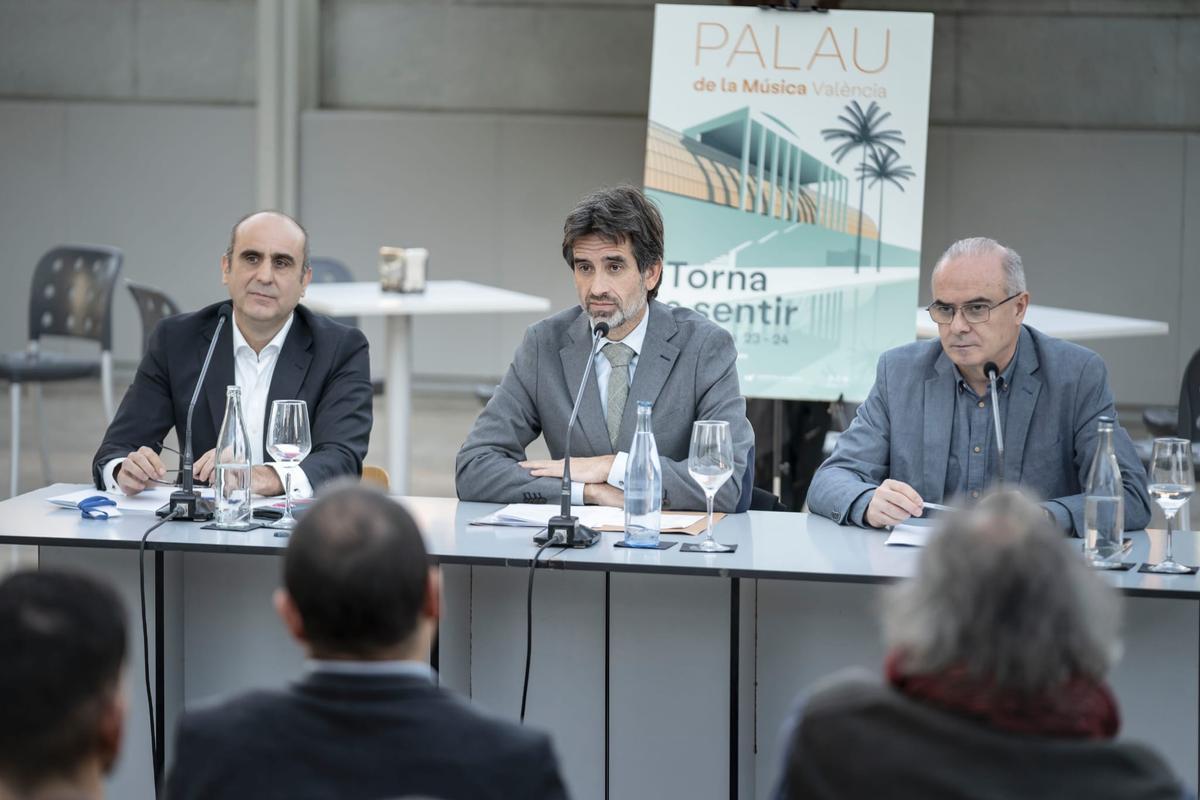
xmin=571 ymin=307 xmax=649 ymax=504
xmin=103 ymin=312 xmax=312 ymax=498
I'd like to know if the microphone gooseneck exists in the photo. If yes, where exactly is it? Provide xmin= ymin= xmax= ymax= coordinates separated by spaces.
xmin=181 ymin=307 xmax=230 ymax=494
xmin=559 ymin=320 xmax=610 ymax=518
xmin=983 ymin=361 xmax=1005 ymax=487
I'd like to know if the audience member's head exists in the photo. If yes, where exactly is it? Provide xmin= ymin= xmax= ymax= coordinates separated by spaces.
xmin=275 ymin=484 xmax=438 ymax=661
xmin=0 ymin=570 xmax=127 ymax=799
xmin=884 ymin=490 xmax=1121 ymax=693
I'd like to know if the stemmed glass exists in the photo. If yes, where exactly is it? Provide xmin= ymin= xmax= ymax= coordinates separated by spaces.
xmin=688 ymin=420 xmax=734 ymax=553
xmin=1146 ymin=437 xmax=1196 ymax=574
xmin=265 ymin=400 xmax=312 ymax=535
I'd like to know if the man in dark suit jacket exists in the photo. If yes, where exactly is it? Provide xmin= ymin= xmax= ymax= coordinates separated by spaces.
xmin=165 ymin=485 xmax=568 ymax=800
xmin=92 ymin=210 xmax=372 ymax=497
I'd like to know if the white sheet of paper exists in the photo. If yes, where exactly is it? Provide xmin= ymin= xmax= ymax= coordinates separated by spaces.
xmin=473 ymin=504 xmax=703 ymax=531
xmin=885 ymin=521 xmax=937 ymax=547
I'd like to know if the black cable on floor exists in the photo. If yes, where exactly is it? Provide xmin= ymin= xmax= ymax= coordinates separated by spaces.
xmin=138 ymin=508 xmax=181 ymax=797
xmin=520 ymin=537 xmax=554 ymax=723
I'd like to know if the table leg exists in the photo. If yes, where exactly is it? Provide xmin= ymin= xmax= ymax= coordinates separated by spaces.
xmin=385 ymin=315 xmax=412 ymax=494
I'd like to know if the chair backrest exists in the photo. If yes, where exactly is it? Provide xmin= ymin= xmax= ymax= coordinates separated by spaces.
xmin=126 ymin=280 xmax=182 ymax=355
xmin=362 ymin=465 xmax=391 ymax=492
xmin=28 ymin=245 xmax=123 ymax=350
xmin=1178 ymin=346 xmax=1200 ymax=442
xmin=309 ymin=257 xmax=355 ymax=284
xmin=308 ymin=256 xmax=358 ymax=327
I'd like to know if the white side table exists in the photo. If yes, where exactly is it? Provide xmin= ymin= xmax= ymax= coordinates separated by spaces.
xmin=303 ymin=280 xmax=551 ymax=493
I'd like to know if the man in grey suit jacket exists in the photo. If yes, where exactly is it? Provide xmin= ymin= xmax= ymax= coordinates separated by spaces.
xmin=456 ymin=186 xmax=754 ymax=511
xmin=808 ymin=237 xmax=1150 ymax=533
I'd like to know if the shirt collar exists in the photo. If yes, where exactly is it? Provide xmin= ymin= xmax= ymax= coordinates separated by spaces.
xmin=232 ymin=311 xmax=295 ymax=359
xmin=306 ymin=658 xmax=436 ymax=681
xmin=601 ymin=303 xmax=650 ymax=357
xmin=954 ymin=334 xmax=1022 ymax=396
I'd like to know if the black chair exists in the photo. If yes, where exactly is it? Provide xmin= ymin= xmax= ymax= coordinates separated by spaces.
xmin=0 ymin=246 xmax=123 ymax=496
xmin=1175 ymin=347 xmax=1200 ymax=442
xmin=309 ymin=257 xmax=359 ymax=328
xmin=1141 ymin=346 xmax=1200 ymax=440
xmin=751 ymin=487 xmax=788 ymax=512
xmin=126 ymin=280 xmax=181 ymax=356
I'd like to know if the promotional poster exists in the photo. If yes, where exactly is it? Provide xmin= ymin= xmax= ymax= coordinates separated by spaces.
xmin=644 ymin=6 xmax=934 ymax=401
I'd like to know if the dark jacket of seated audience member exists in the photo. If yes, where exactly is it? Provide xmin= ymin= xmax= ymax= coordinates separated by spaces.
xmin=165 ymin=485 xmax=566 ymax=800
xmin=775 ymin=668 xmax=1186 ymax=800
xmin=166 ymin=669 xmax=566 ymax=800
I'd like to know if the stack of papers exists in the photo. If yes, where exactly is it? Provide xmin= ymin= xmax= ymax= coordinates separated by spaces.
xmin=472 ymin=504 xmax=704 ymax=532
xmin=48 ymin=486 xmax=216 ymax=515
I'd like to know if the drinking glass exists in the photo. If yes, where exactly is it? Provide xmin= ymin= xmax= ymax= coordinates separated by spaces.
xmin=1146 ymin=437 xmax=1196 ymax=574
xmin=265 ymin=400 xmax=312 ymax=535
xmin=688 ymin=420 xmax=734 ymax=553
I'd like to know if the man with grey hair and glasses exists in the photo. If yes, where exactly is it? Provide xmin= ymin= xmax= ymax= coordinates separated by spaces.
xmin=807 ymin=236 xmax=1150 ymax=534
xmin=775 ymin=491 xmax=1187 ymax=799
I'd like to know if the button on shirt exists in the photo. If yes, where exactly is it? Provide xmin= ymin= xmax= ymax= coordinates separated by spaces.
xmin=944 ymin=344 xmax=1021 ymax=502
xmin=570 ymin=309 xmax=649 ymax=505
xmin=232 ymin=313 xmax=312 ymax=498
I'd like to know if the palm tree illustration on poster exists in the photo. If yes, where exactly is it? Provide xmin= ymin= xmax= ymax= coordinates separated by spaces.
xmin=822 ymin=100 xmax=914 ymax=273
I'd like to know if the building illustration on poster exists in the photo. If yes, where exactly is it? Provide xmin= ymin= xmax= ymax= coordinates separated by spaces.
xmin=644 ymin=6 xmax=933 ymax=402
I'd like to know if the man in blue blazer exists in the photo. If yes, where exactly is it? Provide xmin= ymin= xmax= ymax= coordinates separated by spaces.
xmin=807 ymin=237 xmax=1150 ymax=534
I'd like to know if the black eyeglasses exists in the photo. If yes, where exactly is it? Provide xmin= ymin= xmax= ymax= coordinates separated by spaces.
xmin=927 ymin=292 xmax=1022 ymax=325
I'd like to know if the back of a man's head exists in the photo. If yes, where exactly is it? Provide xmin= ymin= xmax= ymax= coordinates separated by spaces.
xmin=0 ymin=570 xmax=127 ymax=794
xmin=284 ymin=485 xmax=430 ymax=658
xmin=884 ymin=491 xmax=1122 ymax=693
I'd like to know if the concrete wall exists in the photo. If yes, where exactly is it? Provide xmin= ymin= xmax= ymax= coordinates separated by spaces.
xmin=0 ymin=0 xmax=1197 ymax=404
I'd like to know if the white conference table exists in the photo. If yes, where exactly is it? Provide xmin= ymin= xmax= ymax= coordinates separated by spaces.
xmin=302 ymin=281 xmax=550 ymax=493
xmin=4 ymin=486 xmax=1198 ymax=800
xmin=916 ymin=304 xmax=1170 ymax=340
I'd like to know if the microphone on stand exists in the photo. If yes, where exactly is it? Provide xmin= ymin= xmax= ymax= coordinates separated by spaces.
xmin=984 ymin=361 xmax=1005 ymax=487
xmin=157 ymin=304 xmax=232 ymax=520
xmin=536 ymin=321 xmax=609 ymax=548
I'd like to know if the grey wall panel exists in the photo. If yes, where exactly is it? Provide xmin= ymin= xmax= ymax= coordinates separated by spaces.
xmin=0 ymin=0 xmax=136 ymax=99
xmin=0 ymin=100 xmax=255 ymax=361
xmin=320 ymin=1 xmax=653 ymax=114
xmin=299 ymin=109 xmax=645 ymax=379
xmin=135 ymin=0 xmax=256 ymax=104
xmin=957 ymin=15 xmax=1185 ymax=128
xmin=0 ymin=0 xmax=255 ymax=104
xmin=941 ymin=128 xmax=1185 ymax=405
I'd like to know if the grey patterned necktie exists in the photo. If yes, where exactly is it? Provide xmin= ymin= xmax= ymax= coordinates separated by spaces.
xmin=602 ymin=341 xmax=635 ymax=447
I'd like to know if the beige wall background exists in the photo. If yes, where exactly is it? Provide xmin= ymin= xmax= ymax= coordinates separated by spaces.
xmin=0 ymin=0 xmax=1197 ymax=404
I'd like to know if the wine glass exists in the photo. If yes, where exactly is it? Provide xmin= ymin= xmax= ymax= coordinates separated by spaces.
xmin=265 ymin=400 xmax=312 ymax=535
xmin=1146 ymin=437 xmax=1196 ymax=574
xmin=688 ymin=420 xmax=734 ymax=553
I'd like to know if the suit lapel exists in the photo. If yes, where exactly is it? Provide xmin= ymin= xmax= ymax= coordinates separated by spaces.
xmin=619 ymin=302 xmax=679 ymax=447
xmin=560 ymin=313 xmax=611 ymax=456
xmin=1003 ymin=327 xmax=1041 ymax=483
xmin=922 ymin=351 xmax=956 ymax=502
xmin=204 ymin=318 xmax=236 ymax=439
xmin=263 ymin=315 xmax=315 ymax=459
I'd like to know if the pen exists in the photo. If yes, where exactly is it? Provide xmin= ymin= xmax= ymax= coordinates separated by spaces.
xmin=922 ymin=502 xmax=955 ymax=512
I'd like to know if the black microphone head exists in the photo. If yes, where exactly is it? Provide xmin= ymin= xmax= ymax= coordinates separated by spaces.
xmin=593 ymin=321 xmax=610 ymax=338
xmin=218 ymin=302 xmax=234 ymax=321
xmin=983 ymin=361 xmax=999 ymax=379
